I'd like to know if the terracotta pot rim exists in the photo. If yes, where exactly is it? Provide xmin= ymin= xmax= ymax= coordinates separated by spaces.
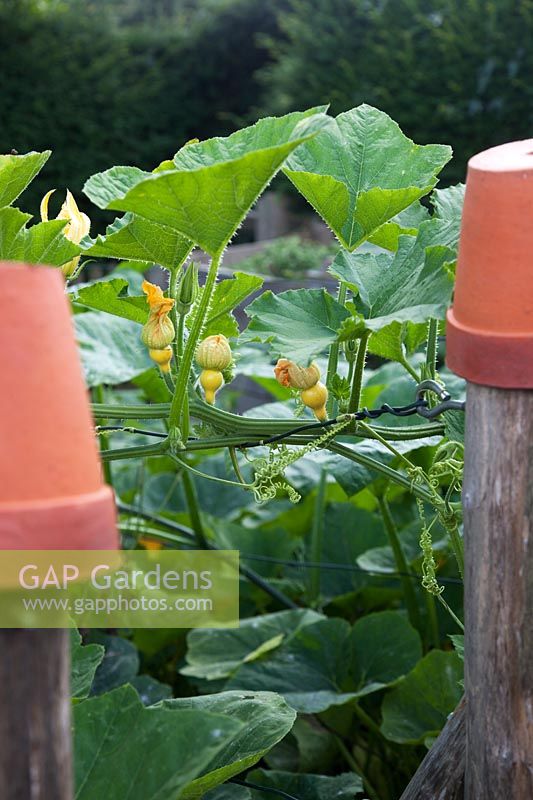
xmin=0 ymin=485 xmax=113 ymax=512
xmin=468 ymin=138 xmax=533 ymax=174
xmin=447 ymin=310 xmax=533 ymax=340
xmin=0 ymin=486 xmax=118 ymax=550
xmin=446 ymin=309 xmax=533 ymax=389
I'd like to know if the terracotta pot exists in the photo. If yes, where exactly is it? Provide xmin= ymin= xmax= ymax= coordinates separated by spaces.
xmin=0 ymin=262 xmax=118 ymax=549
xmin=446 ymin=139 xmax=533 ymax=388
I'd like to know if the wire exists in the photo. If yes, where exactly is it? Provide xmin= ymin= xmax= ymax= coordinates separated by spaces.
xmin=117 ymin=503 xmax=462 ymax=587
xmin=239 ymin=553 xmax=463 ymax=586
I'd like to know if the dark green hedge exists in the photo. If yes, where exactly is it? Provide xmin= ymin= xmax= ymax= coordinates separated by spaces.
xmin=260 ymin=0 xmax=533 ymax=183
xmin=0 ymin=0 xmax=282 ymax=221
xmin=2 ymin=0 xmax=532 ymax=218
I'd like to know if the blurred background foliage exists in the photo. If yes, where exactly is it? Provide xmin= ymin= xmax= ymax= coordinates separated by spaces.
xmin=1 ymin=0 xmax=532 ymax=218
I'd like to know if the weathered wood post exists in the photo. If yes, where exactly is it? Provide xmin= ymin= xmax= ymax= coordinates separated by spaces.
xmin=0 ymin=262 xmax=118 ymax=799
xmin=446 ymin=140 xmax=533 ymax=798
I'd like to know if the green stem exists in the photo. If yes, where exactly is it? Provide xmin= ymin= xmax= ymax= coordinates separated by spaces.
xmin=100 ymin=442 xmax=167 ymax=461
xmin=424 ymin=317 xmax=439 ymax=381
xmin=328 ymin=441 xmax=434 ymax=504
xmin=92 ymin=385 xmax=112 ymax=485
xmin=169 ymin=267 xmax=182 ymax=368
xmin=309 ymin=469 xmax=327 ymax=606
xmin=91 ymin=400 xmax=445 ymax=441
xmin=326 ymin=281 xmax=347 ymax=416
xmin=352 ymin=703 xmax=384 ymax=740
xmin=437 ymin=594 xmax=465 ymax=631
xmin=348 ymin=331 xmax=370 ymax=413
xmin=400 ymin=357 xmax=420 ymax=382
xmin=177 ymin=313 xmax=186 ymax=360
xmin=378 ymin=495 xmax=421 ymax=632
xmin=443 ymin=517 xmax=465 ymax=579
xmin=334 ymin=735 xmax=381 ymax=800
xmin=182 ymin=470 xmax=208 ymax=547
xmin=424 ymin=585 xmax=440 ymax=650
xmin=169 ymin=252 xmax=221 ymax=439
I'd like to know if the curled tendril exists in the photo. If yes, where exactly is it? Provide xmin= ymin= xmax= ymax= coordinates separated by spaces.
xmin=416 ymin=498 xmax=444 ymax=596
xmin=250 ymin=417 xmax=350 ymax=505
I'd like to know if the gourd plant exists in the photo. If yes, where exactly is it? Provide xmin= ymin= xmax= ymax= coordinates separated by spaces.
xmin=0 ymin=105 xmax=466 ymax=799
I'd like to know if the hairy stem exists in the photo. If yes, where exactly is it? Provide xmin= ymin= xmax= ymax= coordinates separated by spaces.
xmin=326 ymin=280 xmax=347 ymax=416
xmin=168 ymin=252 xmax=221 ymax=440
xmin=348 ymin=331 xmax=370 ymax=413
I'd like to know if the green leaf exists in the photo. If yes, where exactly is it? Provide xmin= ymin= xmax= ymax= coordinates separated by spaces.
xmin=449 ymin=634 xmax=464 ymax=661
xmin=431 ymin=183 xmax=465 ymax=229
xmin=284 ymin=105 xmax=451 ymax=250
xmin=161 ymin=691 xmax=296 ymax=799
xmin=182 ymin=609 xmax=322 ymax=682
xmin=244 ymin=288 xmax=350 ymax=362
xmin=130 ymin=675 xmax=173 ymax=706
xmin=247 ymin=769 xmax=363 ymax=800
xmin=75 ymin=311 xmax=152 ymax=386
xmin=369 ymin=201 xmax=430 ymax=251
xmin=70 ymin=630 xmax=104 ymax=700
xmin=0 ymin=206 xmax=81 ymax=267
xmin=226 ymin=612 xmax=421 ymax=713
xmin=83 ymin=212 xmax=193 ymax=271
xmin=380 ymin=650 xmax=463 ymax=744
xmin=71 ymin=277 xmax=148 ymax=324
xmin=74 ymin=685 xmax=242 ymax=800
xmin=0 ymin=150 xmax=51 ymax=208
xmin=332 ymin=219 xmax=456 ymax=334
xmin=88 ymin=633 xmax=139 ymax=696
xmin=351 ymin=611 xmax=422 ymax=691
xmin=207 ymin=272 xmax=263 ymax=326
xmin=84 ymin=109 xmax=331 ymax=256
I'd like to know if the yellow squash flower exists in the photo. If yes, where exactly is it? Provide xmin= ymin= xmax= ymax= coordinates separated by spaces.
xmin=40 ymin=189 xmax=90 ymax=278
xmin=141 ymin=280 xmax=176 ymax=371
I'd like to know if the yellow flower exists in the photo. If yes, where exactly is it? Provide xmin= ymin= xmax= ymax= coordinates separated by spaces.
xmin=141 ymin=280 xmax=176 ymax=354
xmin=274 ymin=359 xmax=321 ymax=390
xmin=40 ymin=189 xmax=90 ymax=278
xmin=274 ymin=358 xmax=327 ymax=420
xmin=196 ymin=334 xmax=232 ymax=371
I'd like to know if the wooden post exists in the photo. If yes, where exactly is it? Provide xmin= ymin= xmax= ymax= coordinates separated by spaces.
xmin=463 ymin=386 xmax=533 ymax=797
xmin=399 ymin=697 xmax=466 ymax=800
xmin=0 ymin=630 xmax=72 ymax=800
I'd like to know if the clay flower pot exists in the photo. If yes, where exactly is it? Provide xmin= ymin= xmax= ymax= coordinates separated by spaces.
xmin=446 ymin=139 xmax=533 ymax=388
xmin=0 ymin=262 xmax=118 ymax=549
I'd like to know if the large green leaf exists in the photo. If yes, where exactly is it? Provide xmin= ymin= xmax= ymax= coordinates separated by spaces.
xmin=70 ymin=630 xmax=104 ymax=700
xmin=284 ymin=105 xmax=451 ymax=250
xmin=380 ymin=650 xmax=463 ymax=744
xmin=83 ymin=212 xmax=193 ymax=271
xmin=247 ymin=769 xmax=363 ymax=800
xmin=161 ymin=691 xmax=296 ymax=799
xmin=0 ymin=150 xmax=51 ymax=208
xmin=71 ymin=277 xmax=148 ymax=324
xmin=75 ymin=311 xmax=152 ymax=386
xmin=74 ymin=685 xmax=242 ymax=800
xmin=368 ymin=200 xmax=430 ymax=251
xmin=224 ymin=612 xmax=421 ymax=713
xmin=0 ymin=206 xmax=81 ymax=267
xmin=88 ymin=633 xmax=139 ymax=696
xmin=182 ymin=609 xmax=322 ymax=682
xmin=332 ymin=219 xmax=456 ymax=334
xmin=84 ymin=109 xmax=331 ymax=256
xmin=244 ymin=288 xmax=350 ymax=362
xmin=207 ymin=272 xmax=263 ymax=326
